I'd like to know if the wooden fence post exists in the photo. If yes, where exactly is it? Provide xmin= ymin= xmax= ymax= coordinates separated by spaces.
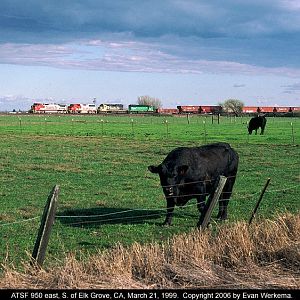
xmin=199 ymin=176 xmax=227 ymax=228
xmin=249 ymin=178 xmax=271 ymax=225
xmin=32 ymin=185 xmax=59 ymax=267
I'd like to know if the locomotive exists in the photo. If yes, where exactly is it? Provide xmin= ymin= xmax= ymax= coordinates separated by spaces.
xmin=97 ymin=104 xmax=126 ymax=113
xmin=29 ymin=103 xmax=68 ymax=114
xmin=68 ymin=103 xmax=97 ymax=114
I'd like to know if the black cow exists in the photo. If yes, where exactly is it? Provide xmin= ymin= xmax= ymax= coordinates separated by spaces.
xmin=148 ymin=142 xmax=239 ymax=227
xmin=248 ymin=115 xmax=267 ymax=135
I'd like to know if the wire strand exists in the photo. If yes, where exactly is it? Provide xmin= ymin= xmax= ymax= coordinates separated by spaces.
xmin=0 ymin=216 xmax=40 ymax=227
xmin=1 ymin=183 xmax=298 ymax=227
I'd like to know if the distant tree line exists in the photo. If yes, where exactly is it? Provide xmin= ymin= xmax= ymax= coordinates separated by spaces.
xmin=137 ymin=95 xmax=162 ymax=109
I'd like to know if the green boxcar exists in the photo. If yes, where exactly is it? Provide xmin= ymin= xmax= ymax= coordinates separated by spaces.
xmin=128 ymin=105 xmax=155 ymax=113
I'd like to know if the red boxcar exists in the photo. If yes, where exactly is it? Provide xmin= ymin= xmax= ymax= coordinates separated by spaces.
xmin=177 ymin=105 xmax=222 ymax=114
xmin=177 ymin=105 xmax=200 ymax=113
xmin=259 ymin=106 xmax=274 ymax=113
xmin=273 ymin=106 xmax=299 ymax=113
xmin=242 ymin=106 xmax=261 ymax=113
xmin=200 ymin=105 xmax=222 ymax=114
xmin=157 ymin=108 xmax=178 ymax=114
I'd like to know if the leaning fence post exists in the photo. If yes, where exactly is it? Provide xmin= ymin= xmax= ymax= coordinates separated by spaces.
xmin=249 ymin=178 xmax=271 ymax=225
xmin=199 ymin=175 xmax=227 ymax=228
xmin=32 ymin=185 xmax=59 ymax=267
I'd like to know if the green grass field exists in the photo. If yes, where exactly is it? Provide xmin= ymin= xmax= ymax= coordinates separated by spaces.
xmin=0 ymin=114 xmax=299 ymax=268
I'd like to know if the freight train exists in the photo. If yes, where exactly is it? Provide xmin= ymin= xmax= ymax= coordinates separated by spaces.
xmin=29 ymin=102 xmax=299 ymax=116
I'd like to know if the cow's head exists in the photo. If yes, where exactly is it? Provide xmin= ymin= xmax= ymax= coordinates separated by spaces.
xmin=148 ymin=164 xmax=189 ymax=204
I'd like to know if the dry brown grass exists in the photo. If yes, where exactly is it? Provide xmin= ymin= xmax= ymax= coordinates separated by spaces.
xmin=1 ymin=212 xmax=299 ymax=289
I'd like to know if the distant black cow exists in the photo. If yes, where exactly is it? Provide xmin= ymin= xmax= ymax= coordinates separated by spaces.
xmin=148 ymin=142 xmax=239 ymax=227
xmin=248 ymin=115 xmax=267 ymax=135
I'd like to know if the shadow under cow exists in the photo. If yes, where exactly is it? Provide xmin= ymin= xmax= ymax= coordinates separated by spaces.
xmin=56 ymin=207 xmax=164 ymax=228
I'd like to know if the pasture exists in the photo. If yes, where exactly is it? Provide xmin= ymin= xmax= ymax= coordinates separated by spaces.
xmin=0 ymin=114 xmax=299 ymax=268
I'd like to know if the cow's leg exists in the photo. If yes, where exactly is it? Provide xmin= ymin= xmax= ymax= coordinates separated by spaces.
xmin=217 ymin=177 xmax=236 ymax=220
xmin=163 ymin=198 xmax=175 ymax=226
xmin=255 ymin=128 xmax=258 ymax=135
xmin=197 ymin=189 xmax=207 ymax=213
xmin=197 ymin=183 xmax=213 ymax=227
xmin=260 ymin=124 xmax=265 ymax=135
xmin=217 ymin=194 xmax=230 ymax=220
xmin=196 ymin=194 xmax=207 ymax=227
xmin=197 ymin=195 xmax=206 ymax=214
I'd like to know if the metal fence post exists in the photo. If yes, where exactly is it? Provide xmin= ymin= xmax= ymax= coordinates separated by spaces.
xmin=249 ymin=178 xmax=271 ymax=225
xmin=199 ymin=175 xmax=227 ymax=228
xmin=32 ymin=185 xmax=59 ymax=267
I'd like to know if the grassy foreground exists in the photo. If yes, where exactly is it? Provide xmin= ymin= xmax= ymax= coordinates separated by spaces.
xmin=1 ymin=212 xmax=299 ymax=289
xmin=0 ymin=114 xmax=299 ymax=269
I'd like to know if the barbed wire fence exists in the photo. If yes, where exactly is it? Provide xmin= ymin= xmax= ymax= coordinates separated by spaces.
xmin=1 ymin=180 xmax=299 ymax=229
xmin=1 ymin=176 xmax=299 ymax=266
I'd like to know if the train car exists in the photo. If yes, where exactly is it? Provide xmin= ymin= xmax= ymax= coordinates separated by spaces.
xmin=156 ymin=108 xmax=178 ymax=115
xmin=200 ymin=105 xmax=222 ymax=114
xmin=242 ymin=106 xmax=276 ymax=114
xmin=128 ymin=105 xmax=155 ymax=113
xmin=177 ymin=105 xmax=222 ymax=114
xmin=272 ymin=106 xmax=298 ymax=113
xmin=30 ymin=103 xmax=68 ymax=113
xmin=68 ymin=103 xmax=97 ymax=114
xmin=259 ymin=106 xmax=275 ymax=113
xmin=242 ymin=106 xmax=261 ymax=114
xmin=97 ymin=103 xmax=126 ymax=113
xmin=273 ymin=107 xmax=290 ymax=113
xmin=177 ymin=105 xmax=201 ymax=114
xmin=289 ymin=106 xmax=300 ymax=112
xmin=272 ymin=106 xmax=300 ymax=115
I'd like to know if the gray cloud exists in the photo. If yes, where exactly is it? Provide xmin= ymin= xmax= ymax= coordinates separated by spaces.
xmin=1 ymin=1 xmax=299 ymax=39
xmin=233 ymin=84 xmax=246 ymax=88
xmin=1 ymin=40 xmax=300 ymax=77
xmin=281 ymin=82 xmax=300 ymax=94
xmin=0 ymin=0 xmax=299 ymax=71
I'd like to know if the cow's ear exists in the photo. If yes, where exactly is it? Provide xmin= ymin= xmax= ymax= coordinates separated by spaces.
xmin=177 ymin=165 xmax=189 ymax=176
xmin=148 ymin=165 xmax=160 ymax=173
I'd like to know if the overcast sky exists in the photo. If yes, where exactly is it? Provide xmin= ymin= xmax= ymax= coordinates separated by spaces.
xmin=0 ymin=0 xmax=300 ymax=111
